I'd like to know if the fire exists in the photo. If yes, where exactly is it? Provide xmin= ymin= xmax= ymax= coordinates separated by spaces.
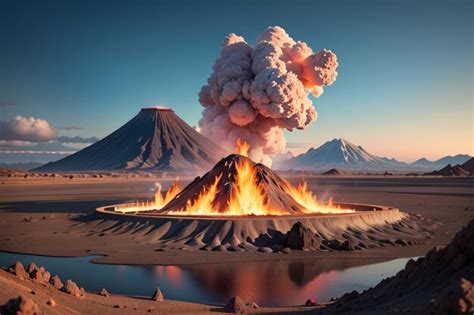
xmin=226 ymin=158 xmax=282 ymax=216
xmin=115 ymin=140 xmax=354 ymax=216
xmin=155 ymin=179 xmax=181 ymax=206
xmin=115 ymin=177 xmax=181 ymax=213
xmin=170 ymin=174 xmax=222 ymax=216
xmin=285 ymin=180 xmax=354 ymax=214
xmin=236 ymin=138 xmax=250 ymax=157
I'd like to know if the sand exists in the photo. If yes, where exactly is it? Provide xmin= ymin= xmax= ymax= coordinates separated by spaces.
xmin=1 ymin=175 xmax=472 ymax=265
xmin=0 ymin=267 xmax=323 ymax=314
xmin=0 ymin=174 xmax=472 ymax=313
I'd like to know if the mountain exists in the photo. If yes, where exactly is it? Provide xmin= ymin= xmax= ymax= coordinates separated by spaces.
xmin=426 ymin=157 xmax=474 ymax=176
xmin=35 ymin=107 xmax=228 ymax=172
xmin=412 ymin=154 xmax=471 ymax=169
xmin=461 ymin=157 xmax=474 ymax=174
xmin=274 ymin=138 xmax=472 ymax=172
xmin=274 ymin=138 xmax=408 ymax=171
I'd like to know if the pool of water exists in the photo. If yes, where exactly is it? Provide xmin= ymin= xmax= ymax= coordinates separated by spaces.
xmin=0 ymin=251 xmax=412 ymax=306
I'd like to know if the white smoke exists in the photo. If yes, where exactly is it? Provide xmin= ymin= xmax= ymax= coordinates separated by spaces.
xmin=198 ymin=26 xmax=338 ymax=166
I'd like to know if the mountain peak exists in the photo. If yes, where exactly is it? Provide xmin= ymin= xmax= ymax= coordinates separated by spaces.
xmin=35 ymin=108 xmax=227 ymax=172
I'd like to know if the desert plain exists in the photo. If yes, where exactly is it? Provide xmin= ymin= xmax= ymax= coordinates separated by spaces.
xmin=0 ymin=173 xmax=472 ymax=314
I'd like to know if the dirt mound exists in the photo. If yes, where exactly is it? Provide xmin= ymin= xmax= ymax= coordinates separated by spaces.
xmin=35 ymin=107 xmax=228 ymax=172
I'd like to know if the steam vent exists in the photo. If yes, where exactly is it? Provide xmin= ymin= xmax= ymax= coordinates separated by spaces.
xmin=95 ymin=147 xmax=436 ymax=252
xmin=35 ymin=107 xmax=227 ymax=172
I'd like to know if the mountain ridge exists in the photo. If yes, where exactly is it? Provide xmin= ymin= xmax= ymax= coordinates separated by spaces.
xmin=274 ymin=138 xmax=471 ymax=172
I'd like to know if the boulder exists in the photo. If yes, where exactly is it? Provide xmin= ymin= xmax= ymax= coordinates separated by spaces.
xmin=62 ymin=280 xmax=84 ymax=298
xmin=224 ymin=296 xmax=247 ymax=313
xmin=10 ymin=261 xmax=28 ymax=280
xmin=31 ymin=267 xmax=50 ymax=285
xmin=4 ymin=296 xmax=42 ymax=315
xmin=47 ymin=298 xmax=56 ymax=307
xmin=286 ymin=222 xmax=320 ymax=250
xmin=257 ymin=247 xmax=273 ymax=253
xmin=50 ymin=275 xmax=63 ymax=290
xmin=152 ymin=287 xmax=164 ymax=302
xmin=27 ymin=262 xmax=38 ymax=275
xmin=100 ymin=288 xmax=109 ymax=297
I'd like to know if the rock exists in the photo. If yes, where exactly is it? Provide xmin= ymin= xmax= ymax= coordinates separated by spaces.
xmin=10 ymin=261 xmax=28 ymax=280
xmin=100 ymin=288 xmax=109 ymax=297
xmin=286 ymin=222 xmax=320 ymax=251
xmin=5 ymin=296 xmax=42 ymax=315
xmin=42 ymin=272 xmax=51 ymax=284
xmin=224 ymin=296 xmax=247 ymax=313
xmin=50 ymin=275 xmax=63 ymax=290
xmin=281 ymin=247 xmax=291 ymax=254
xmin=152 ymin=287 xmax=164 ymax=301
xmin=27 ymin=262 xmax=38 ymax=275
xmin=47 ymin=298 xmax=56 ymax=307
xmin=62 ymin=280 xmax=84 ymax=298
xmin=257 ymin=247 xmax=273 ymax=253
xmin=420 ymin=278 xmax=474 ymax=314
xmin=305 ymin=298 xmax=316 ymax=306
xmin=31 ymin=267 xmax=50 ymax=285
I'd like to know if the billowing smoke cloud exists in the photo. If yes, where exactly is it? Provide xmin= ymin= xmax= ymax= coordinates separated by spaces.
xmin=0 ymin=115 xmax=57 ymax=142
xmin=198 ymin=26 xmax=338 ymax=166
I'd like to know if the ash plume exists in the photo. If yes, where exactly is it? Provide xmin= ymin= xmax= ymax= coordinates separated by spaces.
xmin=198 ymin=26 xmax=338 ymax=166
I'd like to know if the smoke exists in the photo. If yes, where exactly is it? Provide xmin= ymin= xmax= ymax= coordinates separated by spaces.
xmin=198 ymin=26 xmax=338 ymax=166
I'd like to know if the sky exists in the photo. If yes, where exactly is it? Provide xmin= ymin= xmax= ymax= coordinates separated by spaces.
xmin=0 ymin=0 xmax=472 ymax=163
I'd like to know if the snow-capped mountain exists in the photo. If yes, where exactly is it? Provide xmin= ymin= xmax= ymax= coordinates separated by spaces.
xmin=274 ymin=138 xmax=406 ymax=171
xmin=273 ymin=138 xmax=471 ymax=172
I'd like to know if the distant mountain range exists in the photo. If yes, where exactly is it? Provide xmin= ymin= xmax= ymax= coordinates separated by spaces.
xmin=427 ymin=157 xmax=474 ymax=176
xmin=273 ymin=138 xmax=472 ymax=172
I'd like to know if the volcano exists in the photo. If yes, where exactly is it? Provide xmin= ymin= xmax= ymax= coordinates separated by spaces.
xmin=154 ymin=153 xmax=353 ymax=216
xmin=35 ymin=107 xmax=228 ymax=172
xmin=158 ymin=154 xmax=306 ymax=215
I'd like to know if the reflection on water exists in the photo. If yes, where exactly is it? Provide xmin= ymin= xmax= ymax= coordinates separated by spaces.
xmin=0 ymin=251 xmax=411 ymax=306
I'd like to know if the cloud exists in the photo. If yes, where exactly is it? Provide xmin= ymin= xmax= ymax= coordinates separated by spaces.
xmin=198 ymin=26 xmax=338 ymax=166
xmin=0 ymin=116 xmax=57 ymax=142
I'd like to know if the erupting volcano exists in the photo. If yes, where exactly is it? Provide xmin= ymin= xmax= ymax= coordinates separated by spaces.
xmin=157 ymin=140 xmax=353 ymax=216
xmin=115 ymin=139 xmax=353 ymax=216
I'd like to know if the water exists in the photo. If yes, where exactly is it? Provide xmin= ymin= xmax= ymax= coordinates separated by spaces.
xmin=0 ymin=251 xmax=412 ymax=306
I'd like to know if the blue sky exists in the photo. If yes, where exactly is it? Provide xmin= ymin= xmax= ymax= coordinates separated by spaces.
xmin=0 ymin=0 xmax=472 ymax=162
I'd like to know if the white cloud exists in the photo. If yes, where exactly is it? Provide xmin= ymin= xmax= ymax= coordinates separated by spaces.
xmin=0 ymin=116 xmax=57 ymax=142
